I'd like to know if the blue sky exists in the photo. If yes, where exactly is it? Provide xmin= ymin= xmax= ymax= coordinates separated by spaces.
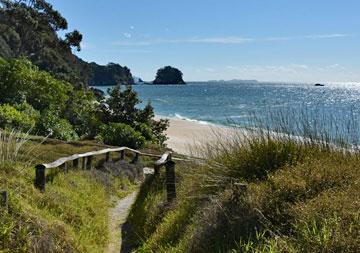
xmin=50 ymin=0 xmax=359 ymax=82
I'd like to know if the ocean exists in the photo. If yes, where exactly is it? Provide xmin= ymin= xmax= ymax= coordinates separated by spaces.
xmin=95 ymin=82 xmax=360 ymax=129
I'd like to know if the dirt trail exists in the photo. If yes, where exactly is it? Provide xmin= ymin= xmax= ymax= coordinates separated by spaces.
xmin=107 ymin=190 xmax=138 ymax=253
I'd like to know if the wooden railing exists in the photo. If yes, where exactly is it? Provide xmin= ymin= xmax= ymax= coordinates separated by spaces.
xmin=35 ymin=147 xmax=178 ymax=202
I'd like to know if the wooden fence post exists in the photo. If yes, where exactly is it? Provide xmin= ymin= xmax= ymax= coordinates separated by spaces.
xmin=82 ymin=157 xmax=86 ymax=169
xmin=73 ymin=158 xmax=79 ymax=168
xmin=60 ymin=162 xmax=68 ymax=173
xmin=86 ymin=156 xmax=93 ymax=170
xmin=131 ymin=153 xmax=139 ymax=164
xmin=120 ymin=150 xmax=125 ymax=160
xmin=165 ymin=160 xmax=176 ymax=202
xmin=105 ymin=152 xmax=110 ymax=162
xmin=154 ymin=164 xmax=160 ymax=175
xmin=1 ymin=191 xmax=8 ymax=209
xmin=35 ymin=165 xmax=46 ymax=192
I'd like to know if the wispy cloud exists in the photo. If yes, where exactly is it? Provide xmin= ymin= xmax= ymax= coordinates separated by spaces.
xmin=187 ymin=37 xmax=253 ymax=44
xmin=112 ymin=33 xmax=352 ymax=46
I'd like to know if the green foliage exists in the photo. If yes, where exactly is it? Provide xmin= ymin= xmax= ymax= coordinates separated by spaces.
xmin=100 ymin=122 xmax=145 ymax=149
xmin=135 ymin=123 xmax=154 ymax=141
xmin=64 ymin=90 xmax=101 ymax=138
xmin=0 ymin=138 xmax=136 ymax=252
xmin=150 ymin=118 xmax=169 ymax=146
xmin=104 ymin=85 xmax=169 ymax=146
xmin=153 ymin=66 xmax=185 ymax=84
xmin=0 ymin=57 xmax=168 ymax=145
xmin=0 ymin=0 xmax=133 ymax=88
xmin=25 ymin=67 xmax=72 ymax=111
xmin=89 ymin=62 xmax=133 ymax=86
xmin=0 ymin=57 xmax=72 ymax=111
xmin=0 ymin=103 xmax=38 ymax=132
xmin=0 ymin=57 xmax=32 ymax=104
xmin=37 ymin=109 xmax=78 ymax=141
xmin=105 ymin=85 xmax=141 ymax=125
xmin=127 ymin=130 xmax=360 ymax=252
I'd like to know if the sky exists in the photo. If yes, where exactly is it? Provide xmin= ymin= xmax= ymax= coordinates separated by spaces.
xmin=49 ymin=0 xmax=360 ymax=83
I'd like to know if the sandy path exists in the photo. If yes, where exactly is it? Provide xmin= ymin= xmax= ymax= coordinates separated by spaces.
xmin=107 ymin=191 xmax=138 ymax=253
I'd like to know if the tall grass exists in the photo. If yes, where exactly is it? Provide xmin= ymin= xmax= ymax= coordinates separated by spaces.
xmin=0 ymin=129 xmax=30 ymax=163
xmin=0 ymin=130 xmax=137 ymax=252
xmin=127 ymin=107 xmax=360 ymax=252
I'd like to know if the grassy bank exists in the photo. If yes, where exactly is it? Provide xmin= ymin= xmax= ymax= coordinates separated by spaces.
xmin=126 ymin=127 xmax=360 ymax=252
xmin=0 ymin=133 xmax=137 ymax=252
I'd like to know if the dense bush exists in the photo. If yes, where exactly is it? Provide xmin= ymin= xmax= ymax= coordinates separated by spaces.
xmin=100 ymin=123 xmax=146 ymax=149
xmin=0 ymin=57 xmax=168 ymax=146
xmin=0 ymin=57 xmax=72 ymax=110
xmin=135 ymin=123 xmax=154 ymax=141
xmin=0 ymin=103 xmax=38 ymax=132
xmin=64 ymin=90 xmax=102 ymax=138
xmin=104 ymin=85 xmax=168 ymax=146
xmin=37 ymin=109 xmax=78 ymax=141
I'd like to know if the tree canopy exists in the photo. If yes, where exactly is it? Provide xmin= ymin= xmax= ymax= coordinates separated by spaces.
xmin=0 ymin=0 xmax=133 ymax=87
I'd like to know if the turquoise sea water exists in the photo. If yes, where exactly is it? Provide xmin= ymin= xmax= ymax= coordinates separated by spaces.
xmin=96 ymin=82 xmax=360 ymax=129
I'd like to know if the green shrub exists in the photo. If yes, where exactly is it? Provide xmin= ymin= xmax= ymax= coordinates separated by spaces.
xmin=135 ymin=123 xmax=154 ymax=141
xmin=37 ymin=110 xmax=78 ymax=141
xmin=0 ymin=58 xmax=72 ymax=111
xmin=0 ymin=103 xmax=38 ymax=132
xmin=64 ymin=90 xmax=101 ymax=138
xmin=100 ymin=122 xmax=146 ymax=149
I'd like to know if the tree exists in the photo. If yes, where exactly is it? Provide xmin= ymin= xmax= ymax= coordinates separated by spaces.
xmin=64 ymin=90 xmax=101 ymax=138
xmin=105 ymin=85 xmax=141 ymax=125
xmin=0 ymin=0 xmax=134 ymax=88
xmin=0 ymin=57 xmax=72 ymax=111
xmin=104 ymin=85 xmax=169 ymax=146
xmin=64 ymin=30 xmax=82 ymax=52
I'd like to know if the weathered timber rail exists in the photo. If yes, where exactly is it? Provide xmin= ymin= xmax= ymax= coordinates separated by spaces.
xmin=35 ymin=147 xmax=180 ymax=202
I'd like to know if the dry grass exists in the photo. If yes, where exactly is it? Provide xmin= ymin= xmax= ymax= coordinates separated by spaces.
xmin=126 ymin=109 xmax=360 ymax=252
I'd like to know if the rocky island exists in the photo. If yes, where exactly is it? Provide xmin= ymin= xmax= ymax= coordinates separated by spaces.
xmin=153 ymin=66 xmax=186 ymax=84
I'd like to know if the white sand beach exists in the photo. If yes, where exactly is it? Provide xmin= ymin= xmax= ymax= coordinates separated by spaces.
xmin=156 ymin=116 xmax=239 ymax=156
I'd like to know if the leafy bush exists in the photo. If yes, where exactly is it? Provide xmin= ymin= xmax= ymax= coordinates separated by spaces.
xmin=37 ymin=109 xmax=78 ymax=141
xmin=0 ymin=57 xmax=72 ymax=111
xmin=100 ymin=123 xmax=146 ymax=149
xmin=64 ymin=90 xmax=101 ymax=138
xmin=104 ymin=85 xmax=169 ymax=146
xmin=0 ymin=103 xmax=38 ymax=132
xmin=135 ymin=123 xmax=154 ymax=141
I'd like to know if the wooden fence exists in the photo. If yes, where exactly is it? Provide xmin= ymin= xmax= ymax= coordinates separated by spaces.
xmin=35 ymin=147 xmax=179 ymax=202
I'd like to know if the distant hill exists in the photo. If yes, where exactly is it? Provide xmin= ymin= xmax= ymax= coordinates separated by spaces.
xmin=88 ymin=63 xmax=133 ymax=86
xmin=0 ymin=0 xmax=133 ymax=88
xmin=153 ymin=66 xmax=186 ymax=85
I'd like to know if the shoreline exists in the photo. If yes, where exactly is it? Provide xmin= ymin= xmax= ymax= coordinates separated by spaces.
xmin=155 ymin=115 xmax=239 ymax=156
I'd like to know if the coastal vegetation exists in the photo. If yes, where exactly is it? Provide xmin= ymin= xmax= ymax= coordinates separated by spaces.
xmin=0 ymin=0 xmax=133 ymax=88
xmin=0 ymin=1 xmax=358 ymax=252
xmin=126 ymin=111 xmax=360 ymax=252
xmin=153 ymin=66 xmax=186 ymax=85
xmin=0 ymin=57 xmax=168 ymax=148
xmin=0 ymin=133 xmax=138 ymax=252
